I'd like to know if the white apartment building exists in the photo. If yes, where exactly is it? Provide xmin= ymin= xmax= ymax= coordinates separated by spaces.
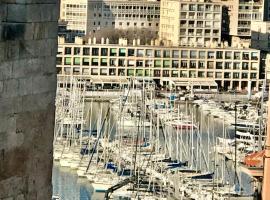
xmin=159 ymin=0 xmax=222 ymax=47
xmin=87 ymin=0 xmax=160 ymax=34
xmin=60 ymin=0 xmax=88 ymax=34
xmin=56 ymin=37 xmax=262 ymax=91
xmin=60 ymin=0 xmax=160 ymax=35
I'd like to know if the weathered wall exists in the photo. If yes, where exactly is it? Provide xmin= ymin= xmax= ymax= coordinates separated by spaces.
xmin=0 ymin=1 xmax=58 ymax=199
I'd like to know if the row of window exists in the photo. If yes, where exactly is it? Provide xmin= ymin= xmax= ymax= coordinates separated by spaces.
xmin=61 ymin=47 xmax=260 ymax=60
xmin=65 ymin=4 xmax=86 ymax=9
xmin=58 ymin=67 xmax=257 ymax=79
xmin=58 ymin=56 xmax=258 ymax=70
xmin=92 ymin=21 xmax=159 ymax=27
xmin=180 ymin=4 xmax=221 ymax=12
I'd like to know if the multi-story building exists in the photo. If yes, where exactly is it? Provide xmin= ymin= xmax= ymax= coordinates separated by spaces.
xmin=60 ymin=0 xmax=88 ymax=35
xmin=87 ymin=0 xmax=160 ymax=34
xmin=212 ymin=0 xmax=265 ymax=37
xmin=159 ymin=0 xmax=222 ymax=47
xmin=251 ymin=21 xmax=270 ymax=51
xmin=60 ymin=0 xmax=160 ymax=35
xmin=57 ymin=37 xmax=262 ymax=91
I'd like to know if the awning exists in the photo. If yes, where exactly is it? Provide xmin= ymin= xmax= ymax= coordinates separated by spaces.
xmin=90 ymin=76 xmax=129 ymax=84
xmin=172 ymin=79 xmax=217 ymax=87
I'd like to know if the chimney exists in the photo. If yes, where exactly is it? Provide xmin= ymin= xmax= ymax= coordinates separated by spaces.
xmin=58 ymin=36 xmax=65 ymax=44
xmin=137 ymin=38 xmax=140 ymax=46
xmin=75 ymin=36 xmax=83 ymax=44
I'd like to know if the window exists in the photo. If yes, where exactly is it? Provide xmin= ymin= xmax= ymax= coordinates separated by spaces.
xmin=154 ymin=60 xmax=161 ymax=67
xmin=242 ymin=73 xmax=248 ymax=79
xmin=110 ymin=48 xmax=117 ymax=56
xmin=224 ymin=72 xmax=231 ymax=78
xmin=163 ymin=60 xmax=170 ymax=68
xmin=172 ymin=50 xmax=179 ymax=58
xmin=251 ymin=52 xmax=258 ymax=60
xmin=198 ymin=61 xmax=205 ymax=68
xmin=172 ymin=70 xmax=178 ymax=77
xmin=172 ymin=60 xmax=179 ymax=68
xmin=83 ymin=48 xmax=90 ymax=55
xmin=127 ymin=69 xmax=134 ymax=76
xmin=64 ymin=57 xmax=71 ymax=65
xmin=207 ymin=61 xmax=214 ymax=69
xmin=216 ymin=51 xmax=223 ymax=59
xmin=190 ymin=50 xmax=197 ymax=58
xmin=181 ymin=60 xmax=188 ymax=68
xmin=199 ymin=51 xmax=205 ymax=59
xmin=233 ymin=73 xmax=239 ymax=78
xmin=242 ymin=62 xmax=249 ymax=70
xmin=233 ymin=62 xmax=240 ymax=69
xmin=101 ymin=48 xmax=108 ymax=56
xmin=180 ymin=70 xmax=188 ymax=77
xmin=74 ymin=47 xmax=80 ymax=55
xmin=128 ymin=49 xmax=135 ymax=56
xmin=136 ymin=69 xmax=143 ymax=76
xmin=136 ymin=60 xmax=143 ymax=67
xmin=207 ymin=72 xmax=213 ymax=77
xmin=119 ymin=59 xmax=125 ymax=67
xmin=208 ymin=51 xmax=215 ymax=59
xmin=162 ymin=70 xmax=169 ymax=77
xmin=250 ymin=73 xmax=257 ymax=79
xmin=65 ymin=47 xmax=72 ymax=55
xmin=146 ymin=49 xmax=153 ymax=57
xmin=216 ymin=62 xmax=223 ymax=69
xmin=154 ymin=70 xmax=161 ymax=77
xmin=155 ymin=50 xmax=161 ymax=57
xmin=225 ymin=52 xmax=232 ymax=59
xmin=101 ymin=58 xmax=107 ymax=66
xmin=74 ymin=57 xmax=80 ymax=65
xmin=163 ymin=50 xmax=170 ymax=58
xmin=216 ymin=72 xmax=222 ymax=78
xmin=190 ymin=60 xmax=196 ymax=68
xmin=198 ymin=71 xmax=205 ymax=78
xmin=181 ymin=50 xmax=188 ymax=58
xmin=234 ymin=52 xmax=240 ymax=59
xmin=225 ymin=62 xmax=231 ymax=69
xmin=119 ymin=48 xmax=126 ymax=56
xmin=82 ymin=58 xmax=89 ymax=66
xmin=91 ymin=58 xmax=99 ymax=66
xmin=251 ymin=62 xmax=258 ymax=70
xmin=92 ymin=48 xmax=99 ymax=56
xmin=137 ymin=49 xmax=144 ymax=57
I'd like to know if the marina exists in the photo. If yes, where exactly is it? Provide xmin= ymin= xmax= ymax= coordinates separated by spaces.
xmin=52 ymin=77 xmax=266 ymax=199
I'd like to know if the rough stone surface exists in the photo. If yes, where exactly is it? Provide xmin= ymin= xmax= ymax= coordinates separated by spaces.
xmin=0 ymin=1 xmax=58 ymax=199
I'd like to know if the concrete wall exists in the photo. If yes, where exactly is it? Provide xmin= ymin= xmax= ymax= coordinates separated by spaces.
xmin=0 ymin=1 xmax=59 ymax=199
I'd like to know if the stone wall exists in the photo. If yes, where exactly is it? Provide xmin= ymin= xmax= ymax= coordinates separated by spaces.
xmin=0 ymin=1 xmax=59 ymax=199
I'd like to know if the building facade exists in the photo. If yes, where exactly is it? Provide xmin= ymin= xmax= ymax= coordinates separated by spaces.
xmin=60 ymin=0 xmax=160 ymax=35
xmin=159 ymin=0 xmax=222 ymax=47
xmin=87 ymin=0 xmax=160 ymax=34
xmin=212 ymin=0 xmax=265 ymax=37
xmin=57 ymin=37 xmax=261 ymax=91
xmin=251 ymin=21 xmax=270 ymax=51
xmin=60 ymin=0 xmax=88 ymax=34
